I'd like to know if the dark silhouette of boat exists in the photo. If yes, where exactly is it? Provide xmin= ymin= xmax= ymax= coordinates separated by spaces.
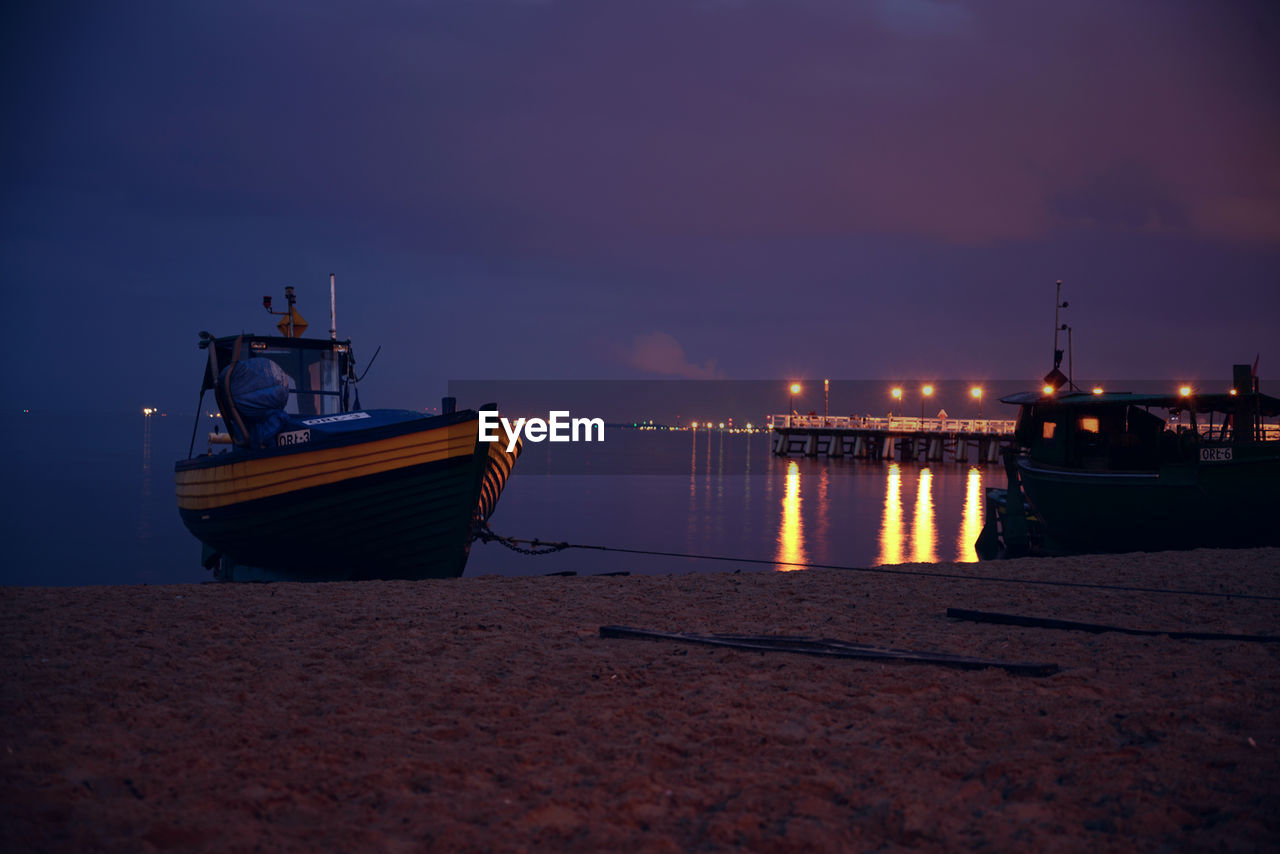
xmin=174 ymin=286 xmax=519 ymax=581
xmin=979 ymin=364 xmax=1280 ymax=557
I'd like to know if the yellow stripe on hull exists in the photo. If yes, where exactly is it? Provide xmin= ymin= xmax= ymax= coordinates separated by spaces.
xmin=476 ymin=438 xmax=520 ymax=524
xmin=176 ymin=421 xmax=480 ymax=511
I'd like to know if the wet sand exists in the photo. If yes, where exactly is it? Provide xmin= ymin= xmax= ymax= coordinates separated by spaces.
xmin=2 ymin=549 xmax=1278 ymax=851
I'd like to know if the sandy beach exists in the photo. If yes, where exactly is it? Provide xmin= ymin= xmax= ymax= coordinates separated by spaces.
xmin=2 ymin=548 xmax=1278 ymax=852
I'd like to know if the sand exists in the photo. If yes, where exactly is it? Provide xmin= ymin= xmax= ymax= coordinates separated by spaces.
xmin=2 ymin=548 xmax=1278 ymax=852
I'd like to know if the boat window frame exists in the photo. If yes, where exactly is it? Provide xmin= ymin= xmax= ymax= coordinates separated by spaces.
xmin=204 ymin=335 xmax=354 ymax=417
xmin=249 ymin=343 xmax=345 ymax=416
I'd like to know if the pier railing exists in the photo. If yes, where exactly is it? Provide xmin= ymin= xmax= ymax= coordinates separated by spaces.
xmin=769 ymin=414 xmax=1278 ymax=441
xmin=768 ymin=414 xmax=1018 ymax=434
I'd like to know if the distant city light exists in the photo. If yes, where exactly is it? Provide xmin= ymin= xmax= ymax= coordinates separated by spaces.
xmin=690 ymin=422 xmax=698 ymax=428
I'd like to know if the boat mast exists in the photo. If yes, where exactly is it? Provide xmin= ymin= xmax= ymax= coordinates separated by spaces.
xmin=1050 ymin=280 xmax=1077 ymax=390
xmin=263 ymin=286 xmax=308 ymax=337
xmin=1052 ymin=281 xmax=1067 ymax=376
xmin=1067 ymin=325 xmax=1074 ymax=390
xmin=329 ymin=273 xmax=337 ymax=340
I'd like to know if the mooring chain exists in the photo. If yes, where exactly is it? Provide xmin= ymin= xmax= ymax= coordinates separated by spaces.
xmin=471 ymin=524 xmax=1280 ymax=602
xmin=473 ymin=523 xmax=571 ymax=556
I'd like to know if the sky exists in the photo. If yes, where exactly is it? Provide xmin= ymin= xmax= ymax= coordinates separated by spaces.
xmin=3 ymin=0 xmax=1278 ymax=415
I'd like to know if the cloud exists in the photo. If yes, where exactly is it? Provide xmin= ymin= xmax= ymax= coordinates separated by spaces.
xmin=617 ymin=331 xmax=724 ymax=379
xmin=1048 ymin=162 xmax=1190 ymax=234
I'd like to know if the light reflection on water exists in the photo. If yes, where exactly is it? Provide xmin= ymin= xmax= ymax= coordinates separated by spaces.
xmin=873 ymin=464 xmax=985 ymax=566
xmin=672 ymin=430 xmax=989 ymax=572
xmin=761 ymin=453 xmax=986 ymax=571
xmin=911 ymin=468 xmax=938 ymax=563
xmin=139 ymin=413 xmax=153 ymax=543
xmin=775 ymin=460 xmax=806 ymax=569
xmin=957 ymin=466 xmax=984 ymax=563
xmin=876 ymin=463 xmax=904 ymax=566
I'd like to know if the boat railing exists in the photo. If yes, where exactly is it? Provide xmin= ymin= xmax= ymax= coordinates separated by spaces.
xmin=1194 ymin=422 xmax=1280 ymax=442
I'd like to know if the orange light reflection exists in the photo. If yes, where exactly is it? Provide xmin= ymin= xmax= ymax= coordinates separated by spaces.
xmin=956 ymin=466 xmax=983 ymax=563
xmin=911 ymin=467 xmax=937 ymax=563
xmin=775 ymin=460 xmax=807 ymax=570
xmin=876 ymin=463 xmax=904 ymax=565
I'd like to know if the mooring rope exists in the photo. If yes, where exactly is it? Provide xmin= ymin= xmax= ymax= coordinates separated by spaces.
xmin=473 ymin=524 xmax=1280 ymax=602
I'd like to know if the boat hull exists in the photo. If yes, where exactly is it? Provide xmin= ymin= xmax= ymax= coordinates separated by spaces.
xmin=1015 ymin=449 xmax=1280 ymax=553
xmin=175 ymin=410 xmax=517 ymax=581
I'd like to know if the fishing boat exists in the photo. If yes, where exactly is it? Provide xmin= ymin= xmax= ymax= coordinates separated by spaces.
xmin=978 ymin=364 xmax=1280 ymax=557
xmin=174 ymin=279 xmax=520 ymax=581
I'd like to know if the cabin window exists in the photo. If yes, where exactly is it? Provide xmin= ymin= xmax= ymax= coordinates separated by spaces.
xmin=1042 ymin=421 xmax=1057 ymax=440
xmin=255 ymin=347 xmax=344 ymax=415
xmin=1078 ymin=416 xmax=1100 ymax=434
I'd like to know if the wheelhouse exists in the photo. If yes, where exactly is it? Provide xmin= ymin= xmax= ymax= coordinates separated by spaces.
xmin=198 ymin=333 xmax=359 ymax=417
xmin=185 ymin=332 xmax=363 ymax=458
xmin=1003 ymin=385 xmax=1280 ymax=472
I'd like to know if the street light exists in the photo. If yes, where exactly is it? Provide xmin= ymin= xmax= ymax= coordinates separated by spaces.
xmin=1179 ymin=385 xmax=1193 ymax=398
xmin=891 ymin=386 xmax=903 ymax=416
xmin=789 ymin=382 xmax=802 ymax=421
xmin=921 ymin=384 xmax=934 ymax=422
xmin=970 ymin=386 xmax=983 ymax=419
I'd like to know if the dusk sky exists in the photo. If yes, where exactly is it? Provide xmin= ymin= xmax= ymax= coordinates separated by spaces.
xmin=4 ymin=0 xmax=1278 ymax=414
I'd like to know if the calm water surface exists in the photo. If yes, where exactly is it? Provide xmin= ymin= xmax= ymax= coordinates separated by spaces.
xmin=0 ymin=413 xmax=990 ymax=586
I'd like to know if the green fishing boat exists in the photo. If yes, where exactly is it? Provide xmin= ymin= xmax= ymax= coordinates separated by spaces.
xmin=979 ymin=364 xmax=1280 ymax=557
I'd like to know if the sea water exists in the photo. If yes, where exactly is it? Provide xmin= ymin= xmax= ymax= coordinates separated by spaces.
xmin=0 ymin=412 xmax=991 ymax=586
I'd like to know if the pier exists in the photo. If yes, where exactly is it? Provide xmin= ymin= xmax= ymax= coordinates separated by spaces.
xmin=769 ymin=414 xmax=1017 ymax=463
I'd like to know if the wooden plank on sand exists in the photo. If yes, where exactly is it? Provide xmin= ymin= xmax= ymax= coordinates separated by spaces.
xmin=599 ymin=625 xmax=1059 ymax=677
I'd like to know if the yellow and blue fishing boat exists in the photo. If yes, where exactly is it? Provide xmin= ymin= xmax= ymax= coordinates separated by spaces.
xmin=174 ymin=283 xmax=519 ymax=581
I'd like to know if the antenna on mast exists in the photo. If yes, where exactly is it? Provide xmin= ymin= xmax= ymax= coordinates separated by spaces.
xmin=1052 ymin=280 xmax=1067 ymax=372
xmin=329 ymin=273 xmax=337 ymax=340
xmin=1042 ymin=280 xmax=1072 ymax=393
